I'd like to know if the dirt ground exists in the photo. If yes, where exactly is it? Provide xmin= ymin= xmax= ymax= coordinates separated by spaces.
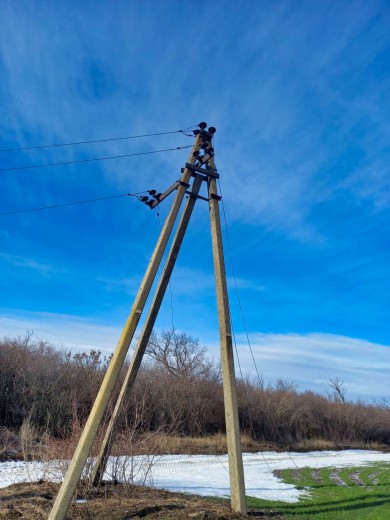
xmin=0 ymin=481 xmax=283 ymax=519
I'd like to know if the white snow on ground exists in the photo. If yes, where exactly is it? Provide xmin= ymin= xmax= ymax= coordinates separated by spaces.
xmin=1 ymin=450 xmax=390 ymax=502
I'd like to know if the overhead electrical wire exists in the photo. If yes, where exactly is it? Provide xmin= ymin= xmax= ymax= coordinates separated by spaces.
xmin=216 ymin=176 xmax=273 ymax=472
xmin=217 ymin=178 xmax=263 ymax=385
xmin=0 ymin=125 xmax=197 ymax=152
xmin=218 ymin=177 xmax=299 ymax=469
xmin=230 ymin=317 xmax=274 ymax=473
xmin=0 ymin=191 xmax=148 ymax=217
xmin=0 ymin=145 xmax=193 ymax=172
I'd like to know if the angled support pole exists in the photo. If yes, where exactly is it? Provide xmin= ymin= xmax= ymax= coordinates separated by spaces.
xmin=207 ymin=158 xmax=247 ymax=515
xmin=48 ymin=135 xmax=202 ymax=520
xmin=90 ymin=173 xmax=204 ymax=485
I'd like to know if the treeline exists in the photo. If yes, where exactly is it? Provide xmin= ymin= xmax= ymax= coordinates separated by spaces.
xmin=0 ymin=332 xmax=389 ymax=446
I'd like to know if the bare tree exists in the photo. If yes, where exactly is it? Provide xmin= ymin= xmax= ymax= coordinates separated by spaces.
xmin=146 ymin=329 xmax=219 ymax=381
xmin=329 ymin=377 xmax=346 ymax=404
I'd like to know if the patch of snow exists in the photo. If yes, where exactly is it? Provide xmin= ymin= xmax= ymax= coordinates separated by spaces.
xmin=1 ymin=450 xmax=389 ymax=503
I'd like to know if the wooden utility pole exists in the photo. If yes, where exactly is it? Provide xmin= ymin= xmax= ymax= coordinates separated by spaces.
xmin=208 ymin=157 xmax=247 ymax=514
xmin=48 ymin=123 xmax=247 ymax=519
xmin=90 ymin=173 xmax=204 ymax=485
xmin=48 ymin=134 xmax=202 ymax=520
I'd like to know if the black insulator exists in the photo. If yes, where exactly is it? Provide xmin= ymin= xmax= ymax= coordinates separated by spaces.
xmin=200 ymin=142 xmax=209 ymax=149
xmin=146 ymin=200 xmax=155 ymax=208
xmin=154 ymin=192 xmax=162 ymax=199
xmin=208 ymin=126 xmax=216 ymax=135
xmin=148 ymin=189 xmax=157 ymax=196
xmin=193 ymin=129 xmax=200 ymax=136
xmin=193 ymin=150 xmax=200 ymax=157
xmin=207 ymin=147 xmax=214 ymax=154
xmin=198 ymin=121 xmax=207 ymax=129
xmin=141 ymin=196 xmax=149 ymax=202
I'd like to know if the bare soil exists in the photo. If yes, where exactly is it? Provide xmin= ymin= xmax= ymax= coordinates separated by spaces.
xmin=0 ymin=481 xmax=283 ymax=519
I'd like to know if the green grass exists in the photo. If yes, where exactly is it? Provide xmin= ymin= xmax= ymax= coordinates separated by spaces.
xmin=247 ymin=463 xmax=390 ymax=519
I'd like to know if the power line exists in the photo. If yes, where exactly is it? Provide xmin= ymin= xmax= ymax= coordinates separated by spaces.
xmin=0 ymin=191 xmax=147 ymax=216
xmin=0 ymin=126 xmax=197 ymax=152
xmin=0 ymin=145 xmax=192 ymax=172
xmin=217 ymin=178 xmax=263 ymax=385
xmin=230 ymin=317 xmax=274 ymax=473
xmin=218 ymin=177 xmax=299 ymax=469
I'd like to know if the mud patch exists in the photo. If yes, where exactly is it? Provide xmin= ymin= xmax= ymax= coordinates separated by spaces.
xmin=348 ymin=471 xmax=364 ymax=487
xmin=329 ymin=469 xmax=348 ymax=487
xmin=311 ymin=469 xmax=323 ymax=484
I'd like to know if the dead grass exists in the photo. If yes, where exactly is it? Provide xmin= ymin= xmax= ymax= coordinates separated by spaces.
xmin=126 ymin=434 xmax=389 ymax=456
xmin=111 ymin=433 xmax=280 ymax=457
xmin=293 ymin=438 xmax=390 ymax=452
xmin=2 ymin=430 xmax=389 ymax=463
xmin=0 ymin=481 xmax=282 ymax=519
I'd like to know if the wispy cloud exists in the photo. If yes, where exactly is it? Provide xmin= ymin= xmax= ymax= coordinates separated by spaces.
xmin=342 ymin=160 xmax=390 ymax=210
xmin=0 ymin=1 xmax=389 ymax=404
xmin=2 ymin=2 xmax=388 ymax=239
xmin=0 ymin=311 xmax=121 ymax=354
xmin=230 ymin=332 xmax=390 ymax=402
xmin=0 ymin=253 xmax=62 ymax=275
xmin=1 ymin=310 xmax=388 ymax=402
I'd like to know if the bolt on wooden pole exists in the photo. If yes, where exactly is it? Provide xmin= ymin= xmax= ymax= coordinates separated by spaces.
xmin=48 ymin=135 xmax=202 ymax=520
xmin=90 ymin=173 xmax=204 ymax=485
xmin=207 ymin=159 xmax=247 ymax=515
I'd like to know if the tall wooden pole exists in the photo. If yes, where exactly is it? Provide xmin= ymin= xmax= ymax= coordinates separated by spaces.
xmin=90 ymin=173 xmax=204 ymax=485
xmin=207 ymin=159 xmax=247 ymax=515
xmin=48 ymin=135 xmax=201 ymax=520
xmin=49 ymin=123 xmax=247 ymax=519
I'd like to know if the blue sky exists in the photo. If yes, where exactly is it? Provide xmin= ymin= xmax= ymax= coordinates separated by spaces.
xmin=1 ymin=1 xmax=389 ymax=401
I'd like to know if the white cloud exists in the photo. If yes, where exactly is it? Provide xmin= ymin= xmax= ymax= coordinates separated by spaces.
xmin=342 ymin=160 xmax=390 ymax=210
xmin=1 ymin=310 xmax=389 ymax=402
xmin=0 ymin=311 xmax=121 ymax=355
xmin=230 ymin=332 xmax=390 ymax=402
xmin=2 ymin=2 xmax=388 ymax=242
xmin=0 ymin=253 xmax=64 ymax=275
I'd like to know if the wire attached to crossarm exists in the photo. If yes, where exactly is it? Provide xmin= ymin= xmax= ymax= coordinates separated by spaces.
xmin=0 ymin=191 xmax=149 ymax=216
xmin=0 ymin=145 xmax=193 ymax=172
xmin=0 ymin=125 xmax=198 ymax=152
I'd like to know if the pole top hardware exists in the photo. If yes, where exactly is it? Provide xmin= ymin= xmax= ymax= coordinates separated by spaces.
xmin=138 ymin=190 xmax=163 ymax=208
xmin=184 ymin=163 xmax=219 ymax=179
xmin=140 ymin=122 xmax=217 ymax=212
xmin=197 ymin=122 xmax=216 ymax=135
xmin=198 ymin=129 xmax=214 ymax=140
xmin=193 ymin=122 xmax=216 ymax=139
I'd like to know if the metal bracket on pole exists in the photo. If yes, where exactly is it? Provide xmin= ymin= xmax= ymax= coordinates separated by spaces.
xmin=185 ymin=191 xmax=209 ymax=202
xmin=183 ymin=163 xmax=219 ymax=179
